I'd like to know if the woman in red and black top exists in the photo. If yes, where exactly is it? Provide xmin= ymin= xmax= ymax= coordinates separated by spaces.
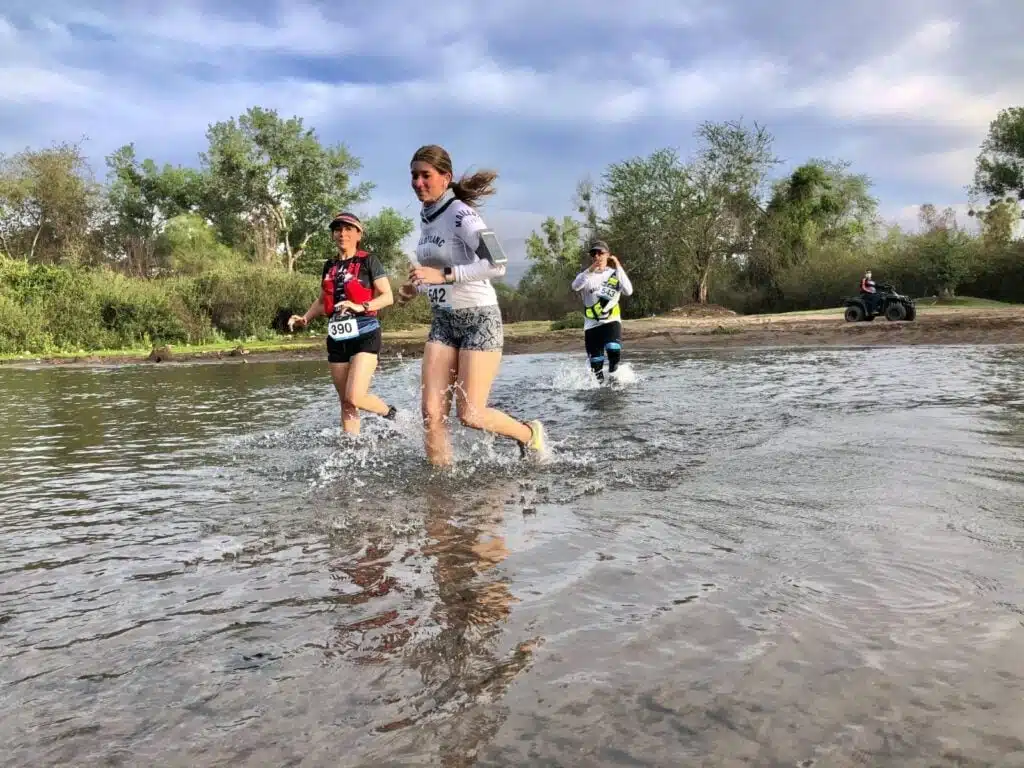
xmin=289 ymin=212 xmax=398 ymax=434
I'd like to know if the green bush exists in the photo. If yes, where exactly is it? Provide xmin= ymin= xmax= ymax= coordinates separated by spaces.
xmin=378 ymin=281 xmax=432 ymax=331
xmin=0 ymin=255 xmax=323 ymax=353
xmin=91 ymin=270 xmax=194 ymax=347
xmin=550 ymin=310 xmax=585 ymax=330
xmin=0 ymin=290 xmax=49 ymax=354
xmin=155 ymin=214 xmax=242 ymax=275
xmin=770 ymin=247 xmax=865 ymax=312
xmin=960 ymin=242 xmax=1024 ymax=303
xmin=178 ymin=266 xmax=318 ymax=338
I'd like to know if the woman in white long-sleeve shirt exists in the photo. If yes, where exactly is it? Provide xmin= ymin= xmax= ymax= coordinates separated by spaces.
xmin=570 ymin=240 xmax=634 ymax=382
xmin=397 ymin=144 xmax=547 ymax=467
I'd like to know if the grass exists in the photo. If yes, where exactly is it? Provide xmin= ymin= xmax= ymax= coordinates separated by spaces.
xmin=0 ymin=334 xmax=322 ymax=362
xmin=918 ymin=296 xmax=1019 ymax=309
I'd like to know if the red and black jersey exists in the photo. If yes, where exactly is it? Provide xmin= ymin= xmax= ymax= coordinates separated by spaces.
xmin=321 ymin=251 xmax=387 ymax=316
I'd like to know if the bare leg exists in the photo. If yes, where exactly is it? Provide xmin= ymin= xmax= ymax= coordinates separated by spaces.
xmin=329 ymin=363 xmax=360 ymax=434
xmin=421 ymin=342 xmax=458 ymax=466
xmin=343 ymin=353 xmax=391 ymax=419
xmin=455 ymin=349 xmax=532 ymax=444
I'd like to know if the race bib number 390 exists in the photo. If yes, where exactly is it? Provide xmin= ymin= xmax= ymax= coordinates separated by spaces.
xmin=427 ymin=285 xmax=450 ymax=308
xmin=328 ymin=317 xmax=359 ymax=341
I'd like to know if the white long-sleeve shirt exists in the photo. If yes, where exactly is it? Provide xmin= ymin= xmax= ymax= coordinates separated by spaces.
xmin=414 ymin=190 xmax=506 ymax=311
xmin=571 ymin=265 xmax=633 ymax=330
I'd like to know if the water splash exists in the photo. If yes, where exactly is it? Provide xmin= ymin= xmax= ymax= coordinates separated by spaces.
xmin=545 ymin=359 xmax=642 ymax=391
xmin=607 ymin=362 xmax=641 ymax=388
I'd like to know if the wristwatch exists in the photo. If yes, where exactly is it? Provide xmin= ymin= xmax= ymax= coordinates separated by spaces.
xmin=443 ymin=267 xmax=454 ymax=284
xmin=361 ymin=302 xmax=370 ymax=312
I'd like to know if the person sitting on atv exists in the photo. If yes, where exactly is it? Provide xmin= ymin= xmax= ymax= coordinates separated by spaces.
xmin=860 ymin=270 xmax=879 ymax=314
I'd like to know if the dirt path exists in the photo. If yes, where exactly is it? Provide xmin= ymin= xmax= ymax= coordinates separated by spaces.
xmin=5 ymin=306 xmax=1024 ymax=368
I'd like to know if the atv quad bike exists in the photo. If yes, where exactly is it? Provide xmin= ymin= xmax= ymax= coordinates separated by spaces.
xmin=843 ymin=283 xmax=917 ymax=323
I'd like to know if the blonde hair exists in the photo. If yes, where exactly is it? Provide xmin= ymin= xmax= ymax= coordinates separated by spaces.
xmin=411 ymin=144 xmax=497 ymax=208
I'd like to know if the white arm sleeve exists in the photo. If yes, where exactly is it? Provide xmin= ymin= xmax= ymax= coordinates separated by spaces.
xmin=454 ymin=207 xmax=507 ymax=282
xmin=456 ymin=259 xmax=506 ymax=282
xmin=616 ymin=267 xmax=633 ymax=296
xmin=571 ymin=271 xmax=589 ymax=291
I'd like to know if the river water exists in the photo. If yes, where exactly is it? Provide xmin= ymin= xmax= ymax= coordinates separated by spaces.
xmin=1 ymin=345 xmax=1023 ymax=767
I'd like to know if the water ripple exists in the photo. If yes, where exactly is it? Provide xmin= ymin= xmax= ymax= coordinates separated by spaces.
xmin=1 ymin=346 xmax=1023 ymax=766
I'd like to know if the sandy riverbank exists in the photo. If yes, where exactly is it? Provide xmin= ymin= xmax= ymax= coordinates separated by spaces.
xmin=3 ymin=305 xmax=1023 ymax=368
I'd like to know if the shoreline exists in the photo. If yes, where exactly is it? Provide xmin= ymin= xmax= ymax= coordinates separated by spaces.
xmin=2 ymin=306 xmax=1023 ymax=369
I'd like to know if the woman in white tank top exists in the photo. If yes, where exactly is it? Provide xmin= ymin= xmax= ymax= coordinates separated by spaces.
xmin=397 ymin=144 xmax=548 ymax=467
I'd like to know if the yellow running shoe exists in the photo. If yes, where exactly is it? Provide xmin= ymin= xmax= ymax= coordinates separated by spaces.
xmin=519 ymin=420 xmax=549 ymax=461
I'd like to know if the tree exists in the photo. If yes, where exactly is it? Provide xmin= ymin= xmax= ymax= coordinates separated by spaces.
xmin=518 ymin=216 xmax=584 ymax=319
xmin=750 ymin=159 xmax=878 ymax=290
xmin=675 ymin=120 xmax=779 ymax=304
xmin=361 ymin=208 xmax=415 ymax=273
xmin=200 ymin=106 xmax=372 ymax=271
xmin=105 ymin=144 xmax=207 ymax=276
xmin=153 ymin=214 xmax=240 ymax=275
xmin=524 ymin=215 xmax=583 ymax=269
xmin=973 ymin=198 xmax=1019 ymax=249
xmin=972 ymin=107 xmax=1024 ymax=206
xmin=573 ymin=177 xmax=602 ymax=242
xmin=599 ymin=147 xmax=695 ymax=315
xmin=0 ymin=141 xmax=102 ymax=264
xmin=913 ymin=204 xmax=973 ymax=297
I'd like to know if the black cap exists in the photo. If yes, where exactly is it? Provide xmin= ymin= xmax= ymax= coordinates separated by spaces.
xmin=589 ymin=240 xmax=609 ymax=254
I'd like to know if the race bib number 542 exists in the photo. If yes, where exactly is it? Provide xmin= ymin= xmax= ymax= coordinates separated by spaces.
xmin=427 ymin=285 xmax=450 ymax=308
xmin=328 ymin=316 xmax=359 ymax=341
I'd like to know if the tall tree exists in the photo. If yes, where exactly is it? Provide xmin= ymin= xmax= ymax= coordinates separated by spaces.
xmin=913 ymin=204 xmax=974 ymax=297
xmin=751 ymin=159 xmax=878 ymax=286
xmin=972 ymin=106 xmax=1024 ymax=206
xmin=972 ymin=198 xmax=1019 ymax=249
xmin=0 ymin=141 xmax=102 ymax=265
xmin=361 ymin=208 xmax=416 ymax=273
xmin=524 ymin=216 xmax=583 ymax=269
xmin=104 ymin=143 xmax=207 ymax=275
xmin=518 ymin=216 xmax=584 ymax=319
xmin=676 ymin=120 xmax=779 ymax=304
xmin=200 ymin=106 xmax=372 ymax=271
xmin=600 ymin=147 xmax=695 ymax=314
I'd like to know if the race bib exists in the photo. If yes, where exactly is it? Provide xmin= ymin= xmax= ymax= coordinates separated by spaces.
xmin=327 ymin=316 xmax=359 ymax=341
xmin=426 ymin=285 xmax=451 ymax=309
xmin=597 ymin=284 xmax=618 ymax=300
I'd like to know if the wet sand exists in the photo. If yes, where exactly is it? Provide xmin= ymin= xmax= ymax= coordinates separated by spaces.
xmin=5 ymin=306 xmax=1024 ymax=368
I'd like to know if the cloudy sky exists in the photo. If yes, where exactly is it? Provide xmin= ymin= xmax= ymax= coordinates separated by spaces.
xmin=2 ymin=0 xmax=1020 ymax=282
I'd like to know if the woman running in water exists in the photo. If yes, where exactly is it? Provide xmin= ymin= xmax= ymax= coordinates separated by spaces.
xmin=571 ymin=240 xmax=634 ymax=382
xmin=397 ymin=144 xmax=547 ymax=467
xmin=289 ymin=212 xmax=398 ymax=435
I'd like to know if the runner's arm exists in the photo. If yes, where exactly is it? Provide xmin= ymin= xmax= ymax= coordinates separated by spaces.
xmin=453 ymin=259 xmax=506 ymax=283
xmin=616 ymin=266 xmax=634 ymax=296
xmin=571 ymin=271 xmax=589 ymax=291
xmin=365 ymin=256 xmax=394 ymax=310
xmin=454 ymin=211 xmax=506 ymax=282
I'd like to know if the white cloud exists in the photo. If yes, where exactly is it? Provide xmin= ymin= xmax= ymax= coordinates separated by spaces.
xmin=886 ymin=201 xmax=1024 ymax=240
xmin=0 ymin=66 xmax=100 ymax=105
xmin=63 ymin=3 xmax=355 ymax=57
xmin=788 ymin=19 xmax=1013 ymax=132
xmin=31 ymin=0 xmax=715 ymax=65
xmin=1 ymin=1 xmax=1019 ymax=259
xmin=900 ymin=147 xmax=978 ymax=187
xmin=0 ymin=10 xmax=784 ymax=133
xmin=887 ymin=202 xmax=976 ymax=233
